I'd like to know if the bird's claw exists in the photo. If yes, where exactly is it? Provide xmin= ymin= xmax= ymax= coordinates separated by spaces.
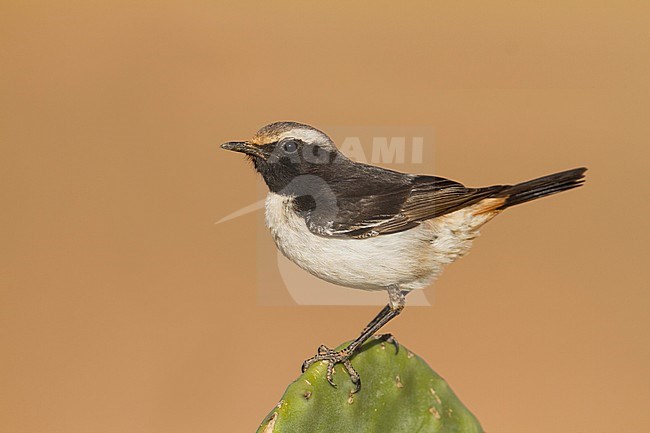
xmin=375 ymin=333 xmax=400 ymax=354
xmin=301 ymin=345 xmax=361 ymax=393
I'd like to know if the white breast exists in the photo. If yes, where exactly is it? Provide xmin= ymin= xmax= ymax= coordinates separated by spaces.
xmin=264 ymin=192 xmax=496 ymax=291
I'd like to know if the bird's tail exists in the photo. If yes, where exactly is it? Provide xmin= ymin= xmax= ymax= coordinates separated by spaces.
xmin=497 ymin=167 xmax=587 ymax=209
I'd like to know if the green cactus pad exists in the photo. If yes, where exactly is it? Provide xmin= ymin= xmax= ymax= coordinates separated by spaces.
xmin=256 ymin=339 xmax=484 ymax=433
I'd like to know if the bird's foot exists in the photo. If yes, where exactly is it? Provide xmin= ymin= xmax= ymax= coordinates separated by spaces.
xmin=301 ymin=344 xmax=361 ymax=393
xmin=374 ymin=333 xmax=400 ymax=354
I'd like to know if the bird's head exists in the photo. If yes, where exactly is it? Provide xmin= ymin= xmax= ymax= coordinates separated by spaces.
xmin=221 ymin=122 xmax=347 ymax=192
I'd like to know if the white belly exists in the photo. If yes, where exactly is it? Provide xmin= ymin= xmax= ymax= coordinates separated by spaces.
xmin=264 ymin=192 xmax=495 ymax=291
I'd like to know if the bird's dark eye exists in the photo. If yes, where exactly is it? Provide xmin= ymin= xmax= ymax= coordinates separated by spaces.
xmin=281 ymin=139 xmax=299 ymax=153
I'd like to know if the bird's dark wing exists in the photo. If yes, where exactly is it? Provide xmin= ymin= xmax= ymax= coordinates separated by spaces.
xmin=302 ymin=174 xmax=505 ymax=239
xmin=358 ymin=176 xmax=505 ymax=237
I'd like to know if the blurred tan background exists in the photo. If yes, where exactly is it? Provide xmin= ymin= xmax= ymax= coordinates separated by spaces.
xmin=1 ymin=2 xmax=649 ymax=432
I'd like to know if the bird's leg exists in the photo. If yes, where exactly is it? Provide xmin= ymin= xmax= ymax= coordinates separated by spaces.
xmin=352 ymin=304 xmax=401 ymax=352
xmin=301 ymin=286 xmax=406 ymax=393
xmin=351 ymin=288 xmax=405 ymax=354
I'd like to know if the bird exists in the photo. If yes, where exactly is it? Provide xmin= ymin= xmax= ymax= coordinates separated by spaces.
xmin=221 ymin=121 xmax=586 ymax=393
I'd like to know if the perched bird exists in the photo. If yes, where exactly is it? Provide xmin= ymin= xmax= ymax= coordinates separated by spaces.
xmin=221 ymin=121 xmax=586 ymax=392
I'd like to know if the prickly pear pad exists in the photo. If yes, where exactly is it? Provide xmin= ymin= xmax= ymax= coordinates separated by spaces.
xmin=256 ymin=340 xmax=484 ymax=433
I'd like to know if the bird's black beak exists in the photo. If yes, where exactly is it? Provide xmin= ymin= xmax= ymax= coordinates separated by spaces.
xmin=220 ymin=141 xmax=268 ymax=159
